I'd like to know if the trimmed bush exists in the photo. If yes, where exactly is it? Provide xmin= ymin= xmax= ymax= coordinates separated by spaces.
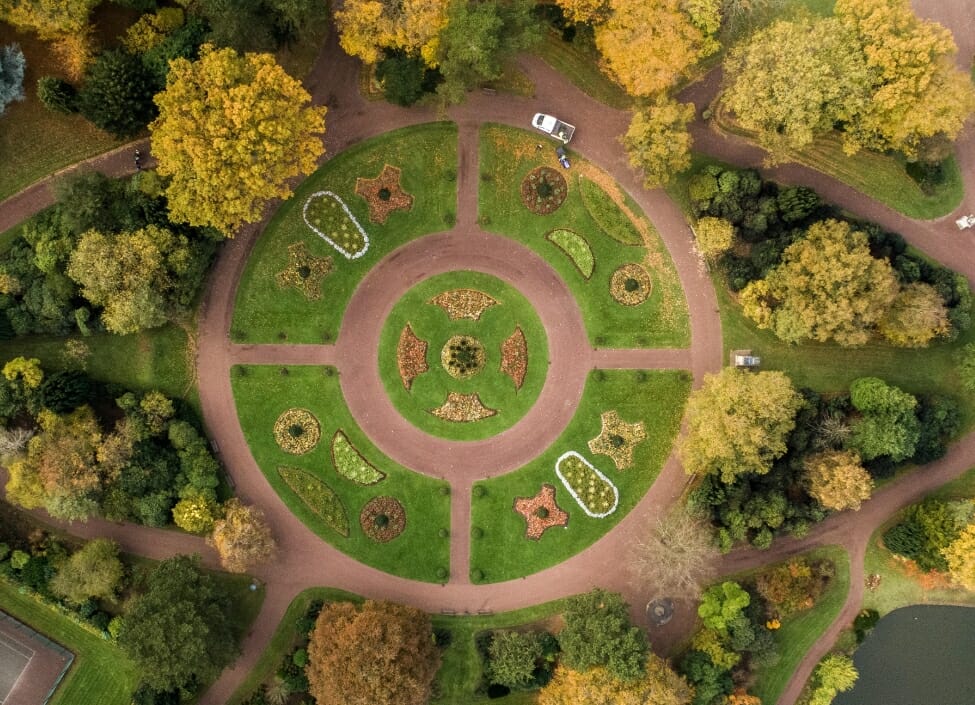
xmin=37 ymin=76 xmax=78 ymax=114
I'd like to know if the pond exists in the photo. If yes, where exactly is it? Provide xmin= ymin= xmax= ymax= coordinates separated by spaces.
xmin=834 ymin=605 xmax=975 ymax=705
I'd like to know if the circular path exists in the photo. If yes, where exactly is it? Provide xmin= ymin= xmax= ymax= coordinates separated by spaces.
xmin=0 ymin=3 xmax=974 ymax=704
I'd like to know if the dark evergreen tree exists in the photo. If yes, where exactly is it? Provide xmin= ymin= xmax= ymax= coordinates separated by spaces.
xmin=78 ymin=50 xmax=159 ymax=138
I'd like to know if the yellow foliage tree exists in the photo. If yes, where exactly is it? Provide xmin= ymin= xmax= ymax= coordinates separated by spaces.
xmin=150 ymin=45 xmax=327 ymax=237
xmin=804 ymin=450 xmax=874 ymax=511
xmin=621 ymin=96 xmax=694 ymax=187
xmin=539 ymin=655 xmax=694 ymax=705
xmin=595 ymin=0 xmax=717 ymax=97
xmin=1 ymin=0 xmax=98 ymax=40
xmin=173 ymin=494 xmax=220 ymax=534
xmin=2 ymin=356 xmax=43 ymax=389
xmin=123 ymin=7 xmax=186 ymax=54
xmin=208 ymin=499 xmax=276 ymax=572
xmin=335 ymin=0 xmax=448 ymax=66
xmin=553 ymin=0 xmax=610 ymax=24
xmin=942 ymin=523 xmax=975 ymax=590
xmin=694 ymin=216 xmax=735 ymax=259
xmin=878 ymin=282 xmax=950 ymax=348
xmin=739 ymin=219 xmax=899 ymax=346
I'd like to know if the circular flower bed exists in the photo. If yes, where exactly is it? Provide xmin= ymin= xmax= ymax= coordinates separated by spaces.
xmin=359 ymin=496 xmax=407 ymax=542
xmin=520 ymin=166 xmax=567 ymax=215
xmin=273 ymin=408 xmax=321 ymax=454
xmin=441 ymin=335 xmax=486 ymax=378
xmin=610 ymin=263 xmax=653 ymax=306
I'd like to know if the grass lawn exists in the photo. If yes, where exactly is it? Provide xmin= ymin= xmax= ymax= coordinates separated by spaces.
xmin=478 ymin=125 xmax=690 ymax=348
xmin=378 ymin=271 xmax=548 ymax=441
xmin=469 ymin=369 xmax=691 ymax=583
xmin=231 ymin=365 xmax=451 ymax=582
xmin=232 ymin=122 xmax=458 ymax=344
xmin=749 ymin=546 xmax=851 ymax=705
xmin=0 ymin=323 xmax=199 ymax=412
xmin=0 ymin=580 xmax=139 ymax=705
xmin=531 ymin=31 xmax=630 ymax=110
xmin=432 ymin=598 xmax=566 ymax=705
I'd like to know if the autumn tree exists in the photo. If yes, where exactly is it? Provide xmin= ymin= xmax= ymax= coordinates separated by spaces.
xmin=942 ymin=523 xmax=975 ymax=590
xmin=50 ymin=538 xmax=124 ymax=604
xmin=722 ymin=16 xmax=868 ymax=158
xmin=172 ymin=493 xmax=220 ymax=534
xmin=66 ymin=225 xmax=194 ymax=334
xmin=848 ymin=377 xmax=919 ymax=462
xmin=693 ymin=216 xmax=735 ymax=259
xmin=0 ymin=0 xmax=98 ymax=40
xmin=680 ymin=367 xmax=803 ymax=484
xmin=306 ymin=600 xmax=441 ymax=705
xmin=804 ymin=450 xmax=874 ymax=512
xmin=630 ymin=508 xmax=719 ymax=601
xmin=878 ymin=282 xmax=950 ymax=347
xmin=621 ymin=96 xmax=694 ymax=187
xmin=594 ymin=0 xmax=718 ymax=97
xmin=808 ymin=654 xmax=858 ymax=705
xmin=740 ymin=219 xmax=899 ymax=346
xmin=149 ymin=45 xmax=326 ymax=237
xmin=208 ymin=499 xmax=276 ymax=573
xmin=539 ymin=654 xmax=694 ymax=705
xmin=335 ymin=0 xmax=448 ymax=66
xmin=119 ymin=555 xmax=237 ymax=691
xmin=558 ymin=588 xmax=648 ymax=681
xmin=553 ymin=0 xmax=610 ymax=24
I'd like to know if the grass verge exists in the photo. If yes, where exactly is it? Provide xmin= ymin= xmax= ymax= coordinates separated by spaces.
xmin=478 ymin=124 xmax=690 ymax=348
xmin=531 ymin=31 xmax=630 ymax=110
xmin=469 ymin=369 xmax=690 ymax=582
xmin=232 ymin=122 xmax=458 ymax=344
xmin=231 ymin=365 xmax=451 ymax=582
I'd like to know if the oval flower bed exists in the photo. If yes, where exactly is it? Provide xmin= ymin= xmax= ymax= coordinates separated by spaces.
xmin=555 ymin=451 xmax=619 ymax=518
xmin=546 ymin=229 xmax=595 ymax=279
xmin=331 ymin=431 xmax=386 ymax=485
xmin=359 ymin=496 xmax=407 ymax=542
xmin=273 ymin=408 xmax=321 ymax=455
xmin=520 ymin=166 xmax=567 ymax=215
xmin=279 ymin=466 xmax=349 ymax=537
xmin=302 ymin=191 xmax=370 ymax=259
xmin=610 ymin=263 xmax=653 ymax=306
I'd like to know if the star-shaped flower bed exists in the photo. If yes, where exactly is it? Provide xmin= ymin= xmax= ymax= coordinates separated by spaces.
xmin=513 ymin=484 xmax=569 ymax=540
xmin=275 ymin=242 xmax=333 ymax=300
xmin=588 ymin=410 xmax=646 ymax=470
xmin=355 ymin=164 xmax=414 ymax=224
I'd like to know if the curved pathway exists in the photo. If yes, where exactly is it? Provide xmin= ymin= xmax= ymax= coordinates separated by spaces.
xmin=0 ymin=3 xmax=973 ymax=704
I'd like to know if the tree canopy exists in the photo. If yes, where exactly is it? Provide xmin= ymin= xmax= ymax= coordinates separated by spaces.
xmin=943 ymin=523 xmax=975 ymax=590
xmin=335 ymin=0 xmax=448 ymax=66
xmin=208 ymin=499 xmax=276 ymax=573
xmin=621 ymin=96 xmax=694 ymax=187
xmin=50 ymin=538 xmax=124 ymax=605
xmin=803 ymin=450 xmax=873 ymax=511
xmin=150 ymin=44 xmax=326 ymax=237
xmin=680 ymin=367 xmax=803 ymax=484
xmin=848 ymin=377 xmax=920 ymax=462
xmin=697 ymin=581 xmax=750 ymax=633
xmin=539 ymin=654 xmax=693 ymax=705
xmin=0 ymin=0 xmax=98 ymax=40
xmin=557 ymin=588 xmax=648 ymax=681
xmin=487 ymin=630 xmax=545 ymax=689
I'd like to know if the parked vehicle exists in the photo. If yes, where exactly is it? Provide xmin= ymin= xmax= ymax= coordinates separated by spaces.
xmin=532 ymin=113 xmax=575 ymax=143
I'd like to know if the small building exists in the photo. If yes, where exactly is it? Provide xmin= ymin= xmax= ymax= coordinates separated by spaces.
xmin=731 ymin=349 xmax=761 ymax=369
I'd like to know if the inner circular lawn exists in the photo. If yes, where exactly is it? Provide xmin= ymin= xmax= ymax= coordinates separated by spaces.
xmin=378 ymin=271 xmax=549 ymax=441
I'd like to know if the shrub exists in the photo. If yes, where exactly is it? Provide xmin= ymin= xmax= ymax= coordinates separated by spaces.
xmin=77 ymin=49 xmax=159 ymax=138
xmin=0 ymin=44 xmax=26 ymax=115
xmin=37 ymin=76 xmax=78 ymax=114
xmin=375 ymin=51 xmax=438 ymax=106
xmin=487 ymin=630 xmax=545 ymax=689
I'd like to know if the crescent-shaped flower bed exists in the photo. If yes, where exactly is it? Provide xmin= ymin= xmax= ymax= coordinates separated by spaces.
xmin=513 ymin=484 xmax=569 ymax=540
xmin=275 ymin=241 xmax=333 ymax=300
xmin=359 ymin=496 xmax=406 ymax=542
xmin=579 ymin=176 xmax=643 ymax=245
xmin=429 ymin=392 xmax=498 ymax=422
xmin=331 ymin=431 xmax=386 ymax=485
xmin=428 ymin=289 xmax=499 ymax=320
xmin=610 ymin=263 xmax=653 ymax=306
xmin=555 ymin=451 xmax=619 ymax=518
xmin=520 ymin=166 xmax=567 ymax=215
xmin=273 ymin=408 xmax=321 ymax=455
xmin=397 ymin=324 xmax=428 ymax=390
xmin=279 ymin=466 xmax=349 ymax=537
xmin=302 ymin=191 xmax=370 ymax=259
xmin=355 ymin=164 xmax=414 ymax=224
xmin=500 ymin=327 xmax=528 ymax=389
xmin=546 ymin=229 xmax=595 ymax=279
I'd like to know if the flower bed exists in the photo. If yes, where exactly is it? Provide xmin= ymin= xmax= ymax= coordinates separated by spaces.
xmin=359 ymin=496 xmax=406 ymax=542
xmin=513 ymin=484 xmax=569 ymax=540
xmin=588 ymin=410 xmax=646 ymax=470
xmin=546 ymin=229 xmax=594 ymax=279
xmin=555 ymin=451 xmax=619 ymax=518
xmin=273 ymin=408 xmax=321 ymax=454
xmin=500 ymin=327 xmax=528 ymax=389
xmin=355 ymin=164 xmax=414 ymax=224
xmin=302 ymin=191 xmax=370 ymax=259
xmin=430 ymin=392 xmax=498 ymax=422
xmin=579 ymin=176 xmax=643 ymax=245
xmin=279 ymin=466 xmax=349 ymax=537
xmin=331 ymin=431 xmax=386 ymax=485
xmin=520 ymin=166 xmax=567 ymax=215
xmin=441 ymin=335 xmax=486 ymax=379
xmin=397 ymin=324 xmax=428 ymax=390
xmin=274 ymin=242 xmax=333 ymax=300
xmin=428 ymin=289 xmax=499 ymax=320
xmin=610 ymin=263 xmax=652 ymax=306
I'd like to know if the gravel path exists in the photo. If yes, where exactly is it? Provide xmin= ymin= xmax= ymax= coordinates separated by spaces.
xmin=0 ymin=5 xmax=973 ymax=704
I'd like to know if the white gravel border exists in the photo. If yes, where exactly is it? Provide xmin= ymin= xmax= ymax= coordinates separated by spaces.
xmin=302 ymin=191 xmax=370 ymax=260
xmin=555 ymin=450 xmax=619 ymax=518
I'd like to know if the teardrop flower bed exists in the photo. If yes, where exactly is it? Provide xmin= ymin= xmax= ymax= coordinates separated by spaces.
xmin=279 ymin=466 xmax=349 ymax=537
xmin=397 ymin=324 xmax=429 ymax=390
xmin=302 ymin=191 xmax=370 ymax=259
xmin=555 ymin=451 xmax=619 ymax=518
xmin=331 ymin=431 xmax=386 ymax=485
xmin=359 ymin=496 xmax=407 ymax=542
xmin=273 ymin=408 xmax=321 ymax=455
xmin=275 ymin=242 xmax=333 ymax=300
xmin=520 ymin=166 xmax=567 ymax=215
xmin=610 ymin=263 xmax=652 ymax=306
xmin=500 ymin=327 xmax=528 ymax=389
